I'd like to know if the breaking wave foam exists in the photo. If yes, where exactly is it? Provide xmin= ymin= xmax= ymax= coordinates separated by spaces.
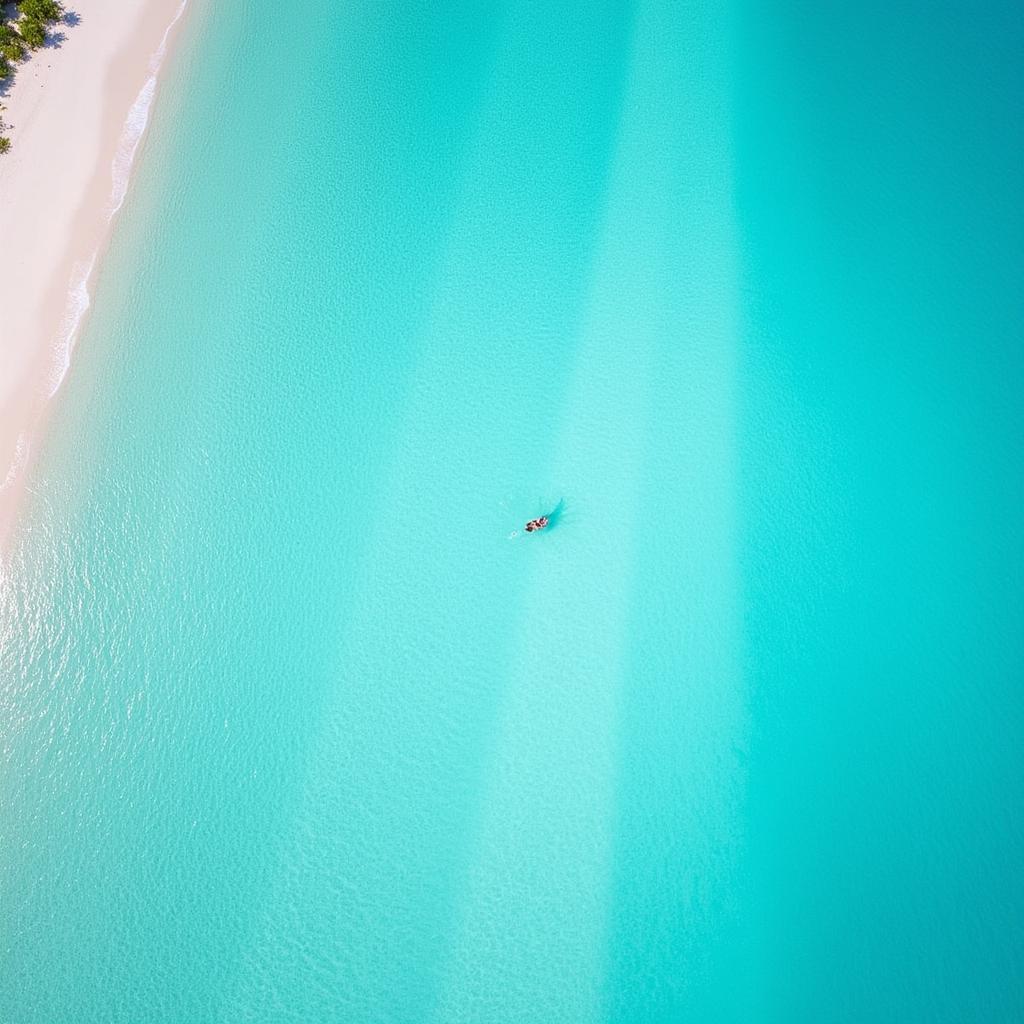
xmin=48 ymin=0 xmax=189 ymax=400
xmin=1 ymin=434 xmax=30 ymax=493
xmin=48 ymin=254 xmax=96 ymax=397
xmin=111 ymin=0 xmax=188 ymax=216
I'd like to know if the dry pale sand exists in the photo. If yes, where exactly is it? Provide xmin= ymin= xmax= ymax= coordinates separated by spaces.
xmin=0 ymin=0 xmax=189 ymax=552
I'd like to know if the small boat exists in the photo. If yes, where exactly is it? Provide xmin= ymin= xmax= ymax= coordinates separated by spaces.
xmin=524 ymin=516 xmax=549 ymax=533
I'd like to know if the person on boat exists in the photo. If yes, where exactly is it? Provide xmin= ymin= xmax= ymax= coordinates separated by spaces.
xmin=524 ymin=516 xmax=549 ymax=533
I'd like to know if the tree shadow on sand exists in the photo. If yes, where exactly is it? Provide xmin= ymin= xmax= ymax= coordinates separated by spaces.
xmin=44 ymin=9 xmax=79 ymax=47
xmin=0 ymin=10 xmax=81 ymax=104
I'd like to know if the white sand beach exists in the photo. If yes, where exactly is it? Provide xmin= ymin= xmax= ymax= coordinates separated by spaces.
xmin=0 ymin=0 xmax=188 ymax=550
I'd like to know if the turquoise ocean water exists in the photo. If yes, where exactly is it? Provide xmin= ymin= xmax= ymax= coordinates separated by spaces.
xmin=1 ymin=2 xmax=1022 ymax=1020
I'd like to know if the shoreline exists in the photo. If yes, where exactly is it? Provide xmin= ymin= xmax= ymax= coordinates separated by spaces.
xmin=0 ymin=0 xmax=190 ymax=556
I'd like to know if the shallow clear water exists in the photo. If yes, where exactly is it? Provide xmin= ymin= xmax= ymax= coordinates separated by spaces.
xmin=1 ymin=2 xmax=1022 ymax=1021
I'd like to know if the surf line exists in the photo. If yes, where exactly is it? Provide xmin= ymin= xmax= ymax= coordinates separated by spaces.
xmin=48 ymin=0 xmax=190 ymax=399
